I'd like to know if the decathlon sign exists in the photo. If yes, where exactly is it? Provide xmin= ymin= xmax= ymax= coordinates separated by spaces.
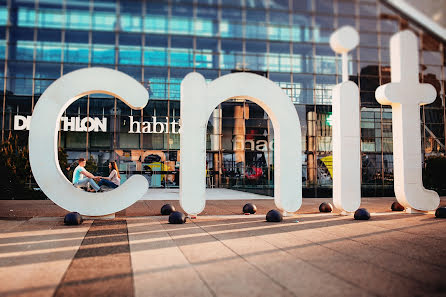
xmin=14 ymin=115 xmax=107 ymax=132
xmin=27 ymin=28 xmax=439 ymax=218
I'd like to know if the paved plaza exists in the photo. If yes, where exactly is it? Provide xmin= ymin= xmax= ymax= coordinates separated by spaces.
xmin=0 ymin=193 xmax=445 ymax=297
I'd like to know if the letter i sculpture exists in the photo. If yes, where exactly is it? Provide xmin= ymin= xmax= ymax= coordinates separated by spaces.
xmin=329 ymin=26 xmax=361 ymax=213
xmin=375 ymin=30 xmax=439 ymax=212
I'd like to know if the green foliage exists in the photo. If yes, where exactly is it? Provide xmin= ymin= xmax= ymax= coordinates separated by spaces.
xmin=0 ymin=134 xmax=44 ymax=199
xmin=0 ymin=135 xmax=66 ymax=199
xmin=58 ymin=147 xmax=73 ymax=181
xmin=423 ymin=156 xmax=446 ymax=193
xmin=58 ymin=147 xmax=68 ymax=171
xmin=85 ymin=154 xmax=98 ymax=174
xmin=0 ymin=134 xmax=31 ymax=185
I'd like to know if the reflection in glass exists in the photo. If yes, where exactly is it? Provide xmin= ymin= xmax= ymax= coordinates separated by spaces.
xmin=1 ymin=0 xmax=445 ymax=195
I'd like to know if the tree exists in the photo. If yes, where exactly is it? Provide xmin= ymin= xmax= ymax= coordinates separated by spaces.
xmin=0 ymin=134 xmax=33 ymax=199
xmin=58 ymin=147 xmax=68 ymax=171
xmin=0 ymin=134 xmax=31 ymax=185
xmin=85 ymin=154 xmax=98 ymax=174
xmin=423 ymin=156 xmax=446 ymax=195
xmin=58 ymin=147 xmax=72 ymax=181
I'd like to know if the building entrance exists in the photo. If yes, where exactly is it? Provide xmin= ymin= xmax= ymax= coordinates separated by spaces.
xmin=206 ymin=99 xmax=274 ymax=196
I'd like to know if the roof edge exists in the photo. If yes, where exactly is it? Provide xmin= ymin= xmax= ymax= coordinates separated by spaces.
xmin=384 ymin=0 xmax=446 ymax=42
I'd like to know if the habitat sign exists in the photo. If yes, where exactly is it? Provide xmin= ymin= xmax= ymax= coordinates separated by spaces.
xmin=128 ymin=116 xmax=180 ymax=134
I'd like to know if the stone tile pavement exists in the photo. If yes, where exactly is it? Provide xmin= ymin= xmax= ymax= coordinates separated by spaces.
xmin=0 ymin=197 xmax=445 ymax=297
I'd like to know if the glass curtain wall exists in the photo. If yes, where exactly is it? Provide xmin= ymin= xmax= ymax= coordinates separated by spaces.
xmin=0 ymin=0 xmax=444 ymax=196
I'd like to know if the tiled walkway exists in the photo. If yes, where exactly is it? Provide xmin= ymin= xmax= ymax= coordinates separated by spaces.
xmin=0 ymin=198 xmax=445 ymax=297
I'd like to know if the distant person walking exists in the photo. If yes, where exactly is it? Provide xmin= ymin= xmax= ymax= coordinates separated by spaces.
xmin=62 ymin=165 xmax=70 ymax=180
xmin=72 ymin=158 xmax=102 ymax=192
xmin=96 ymin=161 xmax=121 ymax=189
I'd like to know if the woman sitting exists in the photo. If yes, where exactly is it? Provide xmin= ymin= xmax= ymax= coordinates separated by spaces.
xmin=96 ymin=161 xmax=121 ymax=189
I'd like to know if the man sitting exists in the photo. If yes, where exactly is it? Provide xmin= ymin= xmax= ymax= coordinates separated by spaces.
xmin=72 ymin=158 xmax=102 ymax=192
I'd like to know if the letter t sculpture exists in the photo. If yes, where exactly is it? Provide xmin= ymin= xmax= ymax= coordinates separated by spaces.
xmin=330 ymin=26 xmax=361 ymax=213
xmin=375 ymin=30 xmax=439 ymax=212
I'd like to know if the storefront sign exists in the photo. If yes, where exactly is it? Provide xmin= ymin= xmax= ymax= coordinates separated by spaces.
xmin=128 ymin=116 xmax=179 ymax=134
xmin=15 ymin=115 xmax=180 ymax=134
xmin=14 ymin=115 xmax=107 ymax=132
xmin=232 ymin=135 xmax=274 ymax=151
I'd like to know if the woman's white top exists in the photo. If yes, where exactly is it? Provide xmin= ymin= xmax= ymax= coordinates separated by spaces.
xmin=109 ymin=169 xmax=121 ymax=186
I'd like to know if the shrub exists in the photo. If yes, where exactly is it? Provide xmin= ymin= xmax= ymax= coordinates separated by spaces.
xmin=423 ymin=156 xmax=446 ymax=194
xmin=0 ymin=135 xmax=33 ymax=199
xmin=85 ymin=155 xmax=98 ymax=174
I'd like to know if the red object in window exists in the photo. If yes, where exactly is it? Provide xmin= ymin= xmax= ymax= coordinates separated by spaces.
xmin=245 ymin=166 xmax=263 ymax=180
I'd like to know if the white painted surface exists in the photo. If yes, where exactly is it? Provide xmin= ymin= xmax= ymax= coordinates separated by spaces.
xmin=332 ymin=82 xmax=361 ymax=212
xmin=329 ymin=26 xmax=359 ymax=83
xmin=375 ymin=30 xmax=440 ymax=211
xmin=29 ymin=68 xmax=149 ymax=216
xmin=330 ymin=27 xmax=361 ymax=213
xmin=329 ymin=26 xmax=359 ymax=54
xmin=180 ymin=72 xmax=302 ymax=215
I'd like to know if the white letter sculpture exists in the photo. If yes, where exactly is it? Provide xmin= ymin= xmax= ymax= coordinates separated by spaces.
xmin=29 ymin=68 xmax=149 ymax=217
xmin=180 ymin=72 xmax=302 ymax=216
xmin=375 ymin=30 xmax=439 ymax=212
xmin=330 ymin=26 xmax=361 ymax=213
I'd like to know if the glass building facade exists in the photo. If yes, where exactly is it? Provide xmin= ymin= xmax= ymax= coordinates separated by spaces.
xmin=0 ymin=0 xmax=445 ymax=196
